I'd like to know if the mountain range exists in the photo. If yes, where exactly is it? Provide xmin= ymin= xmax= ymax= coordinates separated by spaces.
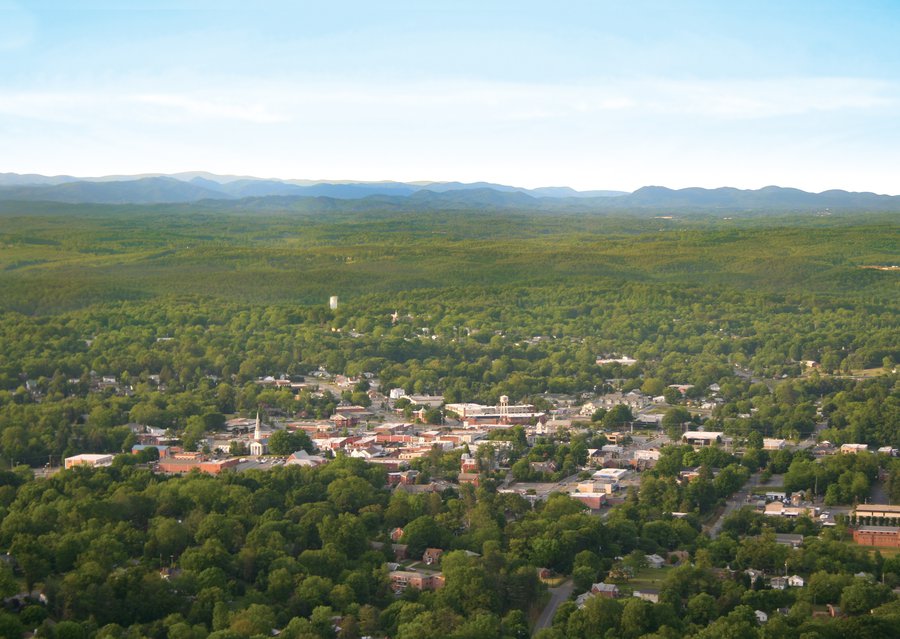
xmin=0 ymin=172 xmax=897 ymax=212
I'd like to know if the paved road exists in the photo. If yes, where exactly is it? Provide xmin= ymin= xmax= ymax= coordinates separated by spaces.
xmin=533 ymin=579 xmax=574 ymax=635
xmin=707 ymin=472 xmax=760 ymax=538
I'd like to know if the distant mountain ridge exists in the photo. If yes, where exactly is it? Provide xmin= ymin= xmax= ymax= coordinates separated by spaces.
xmin=0 ymin=172 xmax=897 ymax=211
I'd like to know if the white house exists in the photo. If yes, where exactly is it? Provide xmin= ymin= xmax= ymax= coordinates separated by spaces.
xmin=632 ymin=589 xmax=660 ymax=603
xmin=788 ymin=575 xmax=805 ymax=587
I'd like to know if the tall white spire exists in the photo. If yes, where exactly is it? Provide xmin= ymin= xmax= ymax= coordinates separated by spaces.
xmin=254 ymin=411 xmax=262 ymax=441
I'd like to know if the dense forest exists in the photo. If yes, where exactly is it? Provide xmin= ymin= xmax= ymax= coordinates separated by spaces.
xmin=0 ymin=204 xmax=897 ymax=637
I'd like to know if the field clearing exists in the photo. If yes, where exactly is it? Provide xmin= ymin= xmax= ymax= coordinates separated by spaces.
xmin=625 ymin=566 xmax=674 ymax=589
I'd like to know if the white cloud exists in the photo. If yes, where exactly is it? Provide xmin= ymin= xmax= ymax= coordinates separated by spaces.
xmin=0 ymin=91 xmax=287 ymax=124
xmin=0 ymin=77 xmax=894 ymax=128
xmin=127 ymin=94 xmax=287 ymax=124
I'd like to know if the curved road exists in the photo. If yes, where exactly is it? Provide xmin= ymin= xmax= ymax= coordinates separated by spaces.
xmin=533 ymin=579 xmax=574 ymax=635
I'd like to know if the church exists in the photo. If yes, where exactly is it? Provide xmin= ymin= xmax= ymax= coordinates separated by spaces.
xmin=249 ymin=412 xmax=269 ymax=456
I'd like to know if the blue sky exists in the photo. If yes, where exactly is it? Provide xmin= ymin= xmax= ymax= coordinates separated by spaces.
xmin=1 ymin=1 xmax=899 ymax=192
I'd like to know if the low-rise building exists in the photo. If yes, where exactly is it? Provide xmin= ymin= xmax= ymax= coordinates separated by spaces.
xmin=389 ymin=569 xmax=444 ymax=592
xmin=764 ymin=502 xmax=815 ymax=518
xmin=422 ymin=548 xmax=444 ymax=566
xmin=683 ymin=431 xmax=723 ymax=447
xmin=774 ymin=533 xmax=804 ymax=548
xmin=840 ymin=443 xmax=869 ymax=454
xmin=852 ymin=526 xmax=900 ymax=548
xmin=64 ymin=454 xmax=114 ymax=469
xmin=632 ymin=589 xmax=660 ymax=603
xmin=590 ymin=582 xmax=620 ymax=598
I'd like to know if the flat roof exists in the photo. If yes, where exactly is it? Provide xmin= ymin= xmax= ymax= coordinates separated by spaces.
xmin=855 ymin=504 xmax=900 ymax=514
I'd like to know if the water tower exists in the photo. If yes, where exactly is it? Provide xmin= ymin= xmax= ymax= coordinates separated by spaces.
xmin=499 ymin=395 xmax=510 ymax=424
xmin=329 ymin=295 xmax=339 ymax=310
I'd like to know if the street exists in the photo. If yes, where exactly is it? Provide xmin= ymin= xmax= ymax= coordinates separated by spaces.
xmin=706 ymin=472 xmax=760 ymax=538
xmin=533 ymin=579 xmax=574 ymax=635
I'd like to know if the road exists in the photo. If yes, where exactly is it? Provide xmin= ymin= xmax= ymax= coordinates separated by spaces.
xmin=533 ymin=579 xmax=573 ymax=635
xmin=706 ymin=472 xmax=760 ymax=538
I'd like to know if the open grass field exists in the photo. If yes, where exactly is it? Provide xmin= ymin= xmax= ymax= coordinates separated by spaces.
xmin=626 ymin=566 xmax=674 ymax=589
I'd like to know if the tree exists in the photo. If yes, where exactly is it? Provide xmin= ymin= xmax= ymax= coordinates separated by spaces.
xmin=268 ymin=429 xmax=313 ymax=455
xmin=662 ymin=407 xmax=692 ymax=440
xmin=603 ymin=405 xmax=634 ymax=429
xmin=641 ymin=378 xmax=666 ymax=397
xmin=840 ymin=579 xmax=892 ymax=615
xmin=230 ymin=604 xmax=276 ymax=636
xmin=663 ymin=387 xmax=681 ymax=405
xmin=401 ymin=515 xmax=445 ymax=559
xmin=620 ymin=598 xmax=653 ymax=639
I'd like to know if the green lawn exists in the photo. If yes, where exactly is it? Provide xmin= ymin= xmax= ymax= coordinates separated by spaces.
xmin=626 ymin=566 xmax=673 ymax=589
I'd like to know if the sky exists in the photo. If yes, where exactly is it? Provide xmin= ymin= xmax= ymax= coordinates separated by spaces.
xmin=1 ymin=0 xmax=899 ymax=193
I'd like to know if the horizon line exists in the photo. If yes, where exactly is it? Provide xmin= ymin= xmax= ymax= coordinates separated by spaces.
xmin=1 ymin=170 xmax=899 ymax=198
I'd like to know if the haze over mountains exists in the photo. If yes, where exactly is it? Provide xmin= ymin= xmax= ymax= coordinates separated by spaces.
xmin=0 ymin=172 xmax=898 ymax=212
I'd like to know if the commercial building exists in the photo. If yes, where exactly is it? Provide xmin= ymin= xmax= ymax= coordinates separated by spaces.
xmin=65 ymin=454 xmax=114 ymax=469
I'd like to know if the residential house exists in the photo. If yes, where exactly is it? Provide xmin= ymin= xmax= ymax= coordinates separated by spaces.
xmin=460 ymin=453 xmax=479 ymax=473
xmin=774 ymin=534 xmax=804 ymax=548
xmin=590 ymin=582 xmax=619 ymax=598
xmin=744 ymin=569 xmax=765 ymax=586
xmin=788 ymin=575 xmax=805 ymax=587
xmin=370 ymin=541 xmax=408 ymax=562
xmin=841 ymin=443 xmax=869 ymax=454
xmin=575 ymin=592 xmax=594 ymax=608
xmin=422 ymin=548 xmax=444 ymax=566
xmin=530 ymin=460 xmax=557 ymax=474
xmin=458 ymin=472 xmax=480 ymax=487
xmin=386 ymin=469 xmax=419 ymax=486
xmin=645 ymin=554 xmax=666 ymax=569
xmin=632 ymin=589 xmax=660 ymax=603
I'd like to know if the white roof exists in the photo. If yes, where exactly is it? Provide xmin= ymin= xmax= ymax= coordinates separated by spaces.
xmin=593 ymin=468 xmax=628 ymax=479
xmin=683 ymin=431 xmax=723 ymax=440
xmin=66 ymin=453 xmax=113 ymax=462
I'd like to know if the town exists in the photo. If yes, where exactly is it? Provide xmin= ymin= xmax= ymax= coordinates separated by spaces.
xmin=51 ymin=361 xmax=900 ymax=635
